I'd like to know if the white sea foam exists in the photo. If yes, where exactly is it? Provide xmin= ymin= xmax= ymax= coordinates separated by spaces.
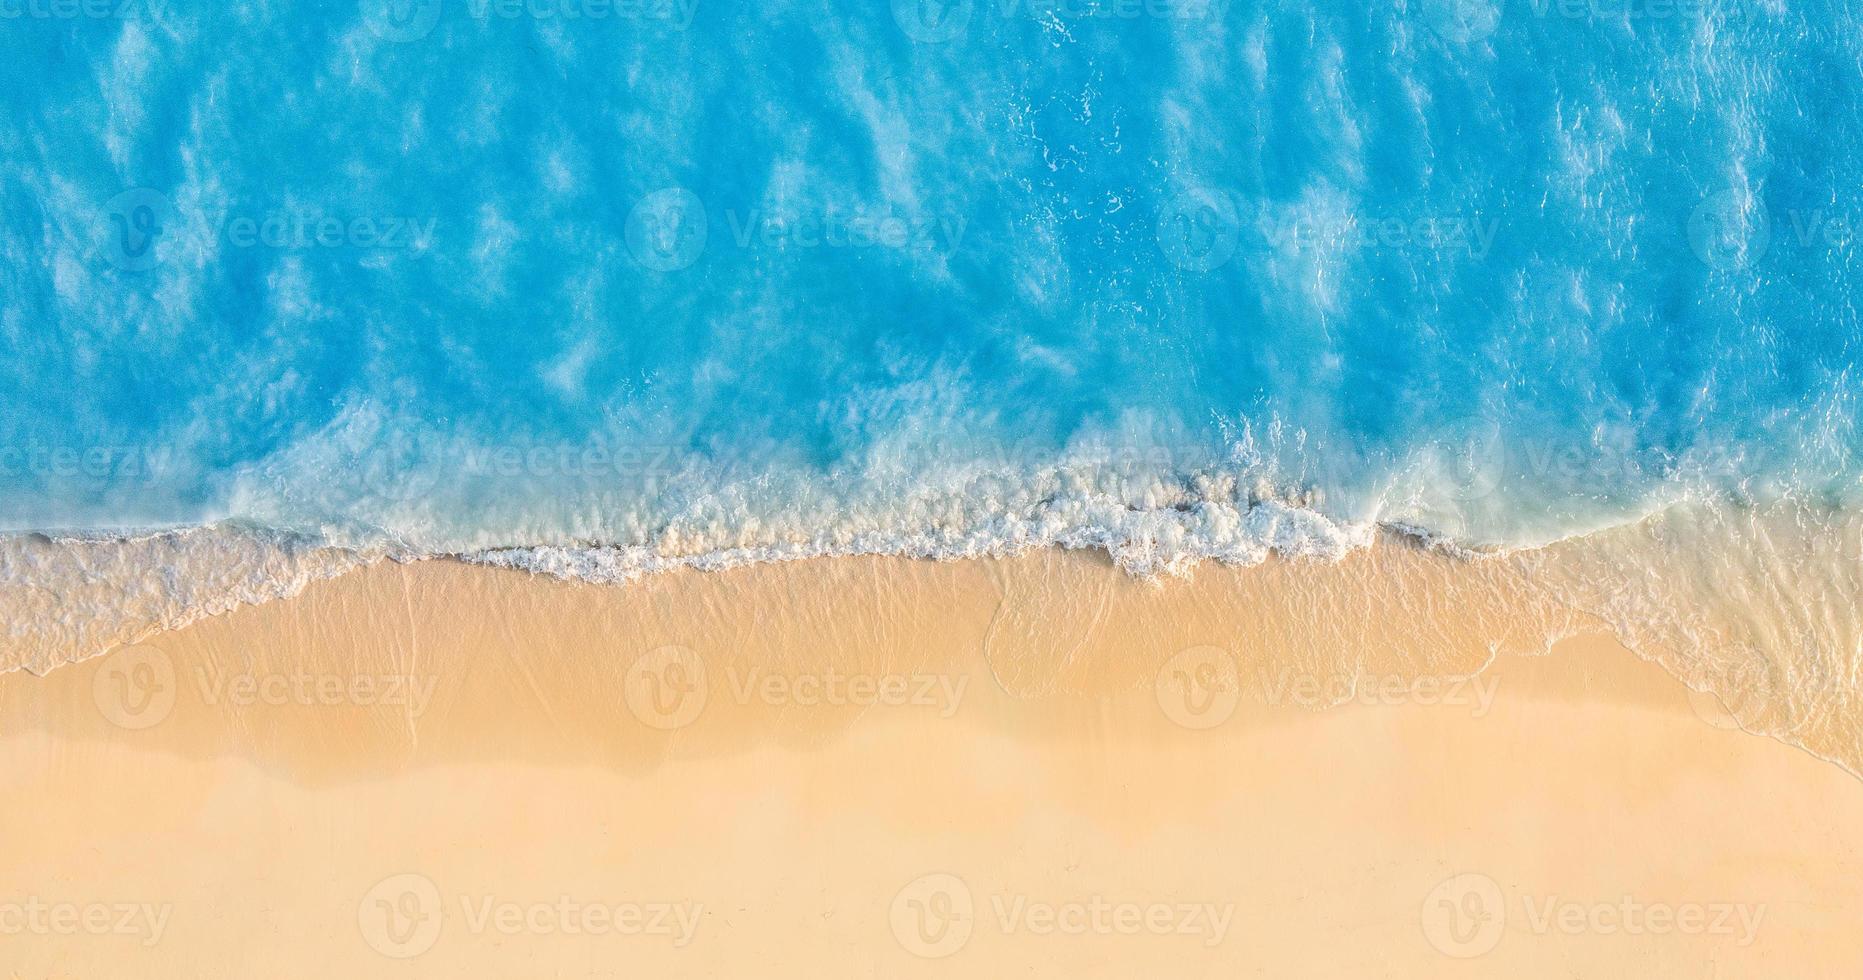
xmin=0 ymin=462 xmax=1384 ymax=674
xmin=466 ymin=494 xmax=1376 ymax=583
xmin=0 ymin=524 xmax=378 ymax=676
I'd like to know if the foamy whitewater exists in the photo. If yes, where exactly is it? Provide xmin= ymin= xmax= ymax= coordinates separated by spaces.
xmin=2 ymin=0 xmax=1862 ymax=759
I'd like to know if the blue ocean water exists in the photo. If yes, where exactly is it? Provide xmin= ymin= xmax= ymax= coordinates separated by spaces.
xmin=1 ymin=0 xmax=1860 ymax=591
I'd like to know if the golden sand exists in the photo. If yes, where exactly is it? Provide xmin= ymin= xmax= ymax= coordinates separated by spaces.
xmin=0 ymin=551 xmax=1857 ymax=976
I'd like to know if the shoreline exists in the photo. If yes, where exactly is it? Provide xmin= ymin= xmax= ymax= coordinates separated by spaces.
xmin=9 ymin=510 xmax=1863 ymax=776
xmin=0 ymin=494 xmax=1679 ymax=673
xmin=14 ymin=521 xmax=1863 ymax=767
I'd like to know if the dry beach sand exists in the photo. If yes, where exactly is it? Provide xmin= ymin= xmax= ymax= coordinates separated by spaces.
xmin=0 ymin=549 xmax=1858 ymax=976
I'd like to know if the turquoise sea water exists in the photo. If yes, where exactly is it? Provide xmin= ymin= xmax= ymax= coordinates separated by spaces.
xmin=2 ymin=1 xmax=1861 ymax=671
